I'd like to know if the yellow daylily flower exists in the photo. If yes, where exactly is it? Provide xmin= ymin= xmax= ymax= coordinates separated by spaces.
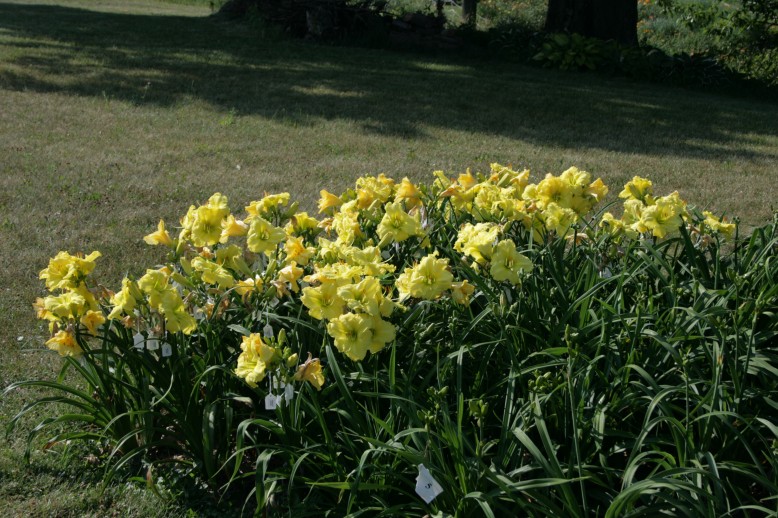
xmin=190 ymin=193 xmax=231 ymax=247
xmin=331 ymin=210 xmax=362 ymax=246
xmin=245 ymin=193 xmax=291 ymax=220
xmin=367 ymin=316 xmax=395 ymax=354
xmin=702 ymin=211 xmax=736 ymax=239
xmin=489 ymin=240 xmax=533 ymax=285
xmin=80 ymin=310 xmax=106 ymax=336
xmin=43 ymin=291 xmax=87 ymax=319
xmin=220 ymin=215 xmax=249 ymax=243
xmin=396 ymin=254 xmax=453 ymax=301
xmin=235 ymin=333 xmax=279 ymax=386
xmin=191 ymin=256 xmax=235 ymax=289
xmin=640 ymin=191 xmax=687 ymax=239
xmin=318 ymin=189 xmax=343 ymax=214
xmin=532 ymin=173 xmax=574 ymax=210
xmin=543 ymin=203 xmax=579 ymax=237
xmin=39 ymin=250 xmax=101 ymax=291
xmin=327 ymin=312 xmax=373 ymax=361
xmin=394 ymin=177 xmax=421 ymax=209
xmin=619 ymin=176 xmax=654 ymax=205
xmin=235 ymin=276 xmax=264 ymax=296
xmin=107 ymin=278 xmax=141 ymax=320
xmin=143 ymin=220 xmax=175 ymax=247
xmin=454 ymin=222 xmax=501 ymax=265
xmin=356 ymin=175 xmax=394 ymax=209
xmin=338 ymin=276 xmax=384 ymax=316
xmin=301 ymin=282 xmax=346 ymax=320
xmin=277 ymin=262 xmax=304 ymax=293
xmin=451 ymin=280 xmax=475 ymax=305
xmin=46 ymin=330 xmax=82 ymax=357
xmin=165 ymin=307 xmax=197 ymax=334
xmin=377 ymin=201 xmax=422 ymax=244
xmin=247 ymin=216 xmax=286 ymax=255
xmin=286 ymin=212 xmax=320 ymax=236
xmin=283 ymin=236 xmax=315 ymax=266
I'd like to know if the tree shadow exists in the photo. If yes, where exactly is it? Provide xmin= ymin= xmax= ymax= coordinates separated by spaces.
xmin=1 ymin=1 xmax=777 ymax=159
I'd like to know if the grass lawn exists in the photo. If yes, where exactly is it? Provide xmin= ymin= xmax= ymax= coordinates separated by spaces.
xmin=1 ymin=0 xmax=776 ymax=514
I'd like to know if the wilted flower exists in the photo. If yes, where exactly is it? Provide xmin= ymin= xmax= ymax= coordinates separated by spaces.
xmin=294 ymin=353 xmax=325 ymax=390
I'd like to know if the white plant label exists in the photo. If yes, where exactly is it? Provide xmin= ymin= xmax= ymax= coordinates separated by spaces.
xmin=263 ymin=324 xmax=274 ymax=339
xmin=264 ymin=394 xmax=278 ymax=410
xmin=146 ymin=334 xmax=159 ymax=351
xmin=133 ymin=332 xmax=145 ymax=350
xmin=161 ymin=342 xmax=172 ymax=357
xmin=415 ymin=464 xmax=443 ymax=504
xmin=283 ymin=382 xmax=294 ymax=403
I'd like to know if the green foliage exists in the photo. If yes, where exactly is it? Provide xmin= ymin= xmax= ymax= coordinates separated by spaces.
xmin=639 ymin=0 xmax=778 ymax=87
xmin=533 ymin=32 xmax=606 ymax=70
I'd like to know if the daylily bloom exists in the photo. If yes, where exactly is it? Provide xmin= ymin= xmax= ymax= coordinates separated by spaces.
xmin=80 ymin=310 xmax=106 ymax=336
xmin=39 ymin=250 xmax=101 ymax=291
xmin=247 ymin=216 xmax=286 ymax=254
xmin=46 ymin=330 xmax=82 ymax=357
xmin=327 ymin=312 xmax=373 ymax=361
xmin=301 ymin=282 xmax=346 ymax=320
xmin=235 ymin=333 xmax=278 ymax=386
xmin=143 ymin=220 xmax=175 ymax=247
xmin=490 ymin=240 xmax=533 ymax=285
xmin=191 ymin=193 xmax=231 ymax=247
xmin=377 ymin=201 xmax=422 ymax=244
xmin=396 ymin=254 xmax=453 ymax=301
xmin=318 ymin=189 xmax=343 ymax=214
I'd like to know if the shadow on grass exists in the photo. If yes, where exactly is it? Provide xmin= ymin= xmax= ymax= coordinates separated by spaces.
xmin=1 ymin=2 xmax=777 ymax=158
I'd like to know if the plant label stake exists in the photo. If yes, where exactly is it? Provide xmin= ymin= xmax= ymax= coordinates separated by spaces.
xmin=146 ymin=333 xmax=159 ymax=351
xmin=283 ymin=382 xmax=294 ymax=403
xmin=415 ymin=464 xmax=443 ymax=504
xmin=133 ymin=332 xmax=145 ymax=350
xmin=263 ymin=324 xmax=274 ymax=338
xmin=161 ymin=342 xmax=172 ymax=357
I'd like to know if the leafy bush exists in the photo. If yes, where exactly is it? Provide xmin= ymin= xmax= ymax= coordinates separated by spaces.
xmin=639 ymin=0 xmax=777 ymax=87
xmin=533 ymin=32 xmax=607 ymax=70
xmin=7 ymin=165 xmax=778 ymax=515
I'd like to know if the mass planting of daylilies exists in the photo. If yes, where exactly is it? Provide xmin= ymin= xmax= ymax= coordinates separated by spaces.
xmin=22 ymin=164 xmax=777 ymax=516
xmin=35 ymin=165 xmax=733 ymax=374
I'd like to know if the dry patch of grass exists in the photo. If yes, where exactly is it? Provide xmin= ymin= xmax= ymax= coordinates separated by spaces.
xmin=1 ymin=0 xmax=776 ymax=513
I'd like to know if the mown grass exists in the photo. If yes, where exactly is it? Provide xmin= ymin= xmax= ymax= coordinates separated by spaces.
xmin=1 ymin=0 xmax=777 ymax=514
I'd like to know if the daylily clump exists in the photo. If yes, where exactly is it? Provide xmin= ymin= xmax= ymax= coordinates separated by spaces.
xmin=35 ymin=164 xmax=735 ymax=389
xmin=25 ymin=161 xmax=772 ymax=518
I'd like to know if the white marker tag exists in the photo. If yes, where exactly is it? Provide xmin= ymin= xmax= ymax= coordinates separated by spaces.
xmin=284 ymin=383 xmax=294 ymax=402
xmin=161 ymin=342 xmax=172 ymax=357
xmin=415 ymin=464 xmax=443 ymax=504
xmin=133 ymin=332 xmax=145 ymax=350
xmin=146 ymin=334 xmax=159 ymax=351
xmin=263 ymin=324 xmax=274 ymax=339
xmin=600 ymin=267 xmax=613 ymax=279
xmin=264 ymin=394 xmax=278 ymax=410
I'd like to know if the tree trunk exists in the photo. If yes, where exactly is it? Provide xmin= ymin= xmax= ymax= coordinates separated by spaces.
xmin=545 ymin=0 xmax=637 ymax=46
xmin=462 ymin=0 xmax=477 ymax=28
